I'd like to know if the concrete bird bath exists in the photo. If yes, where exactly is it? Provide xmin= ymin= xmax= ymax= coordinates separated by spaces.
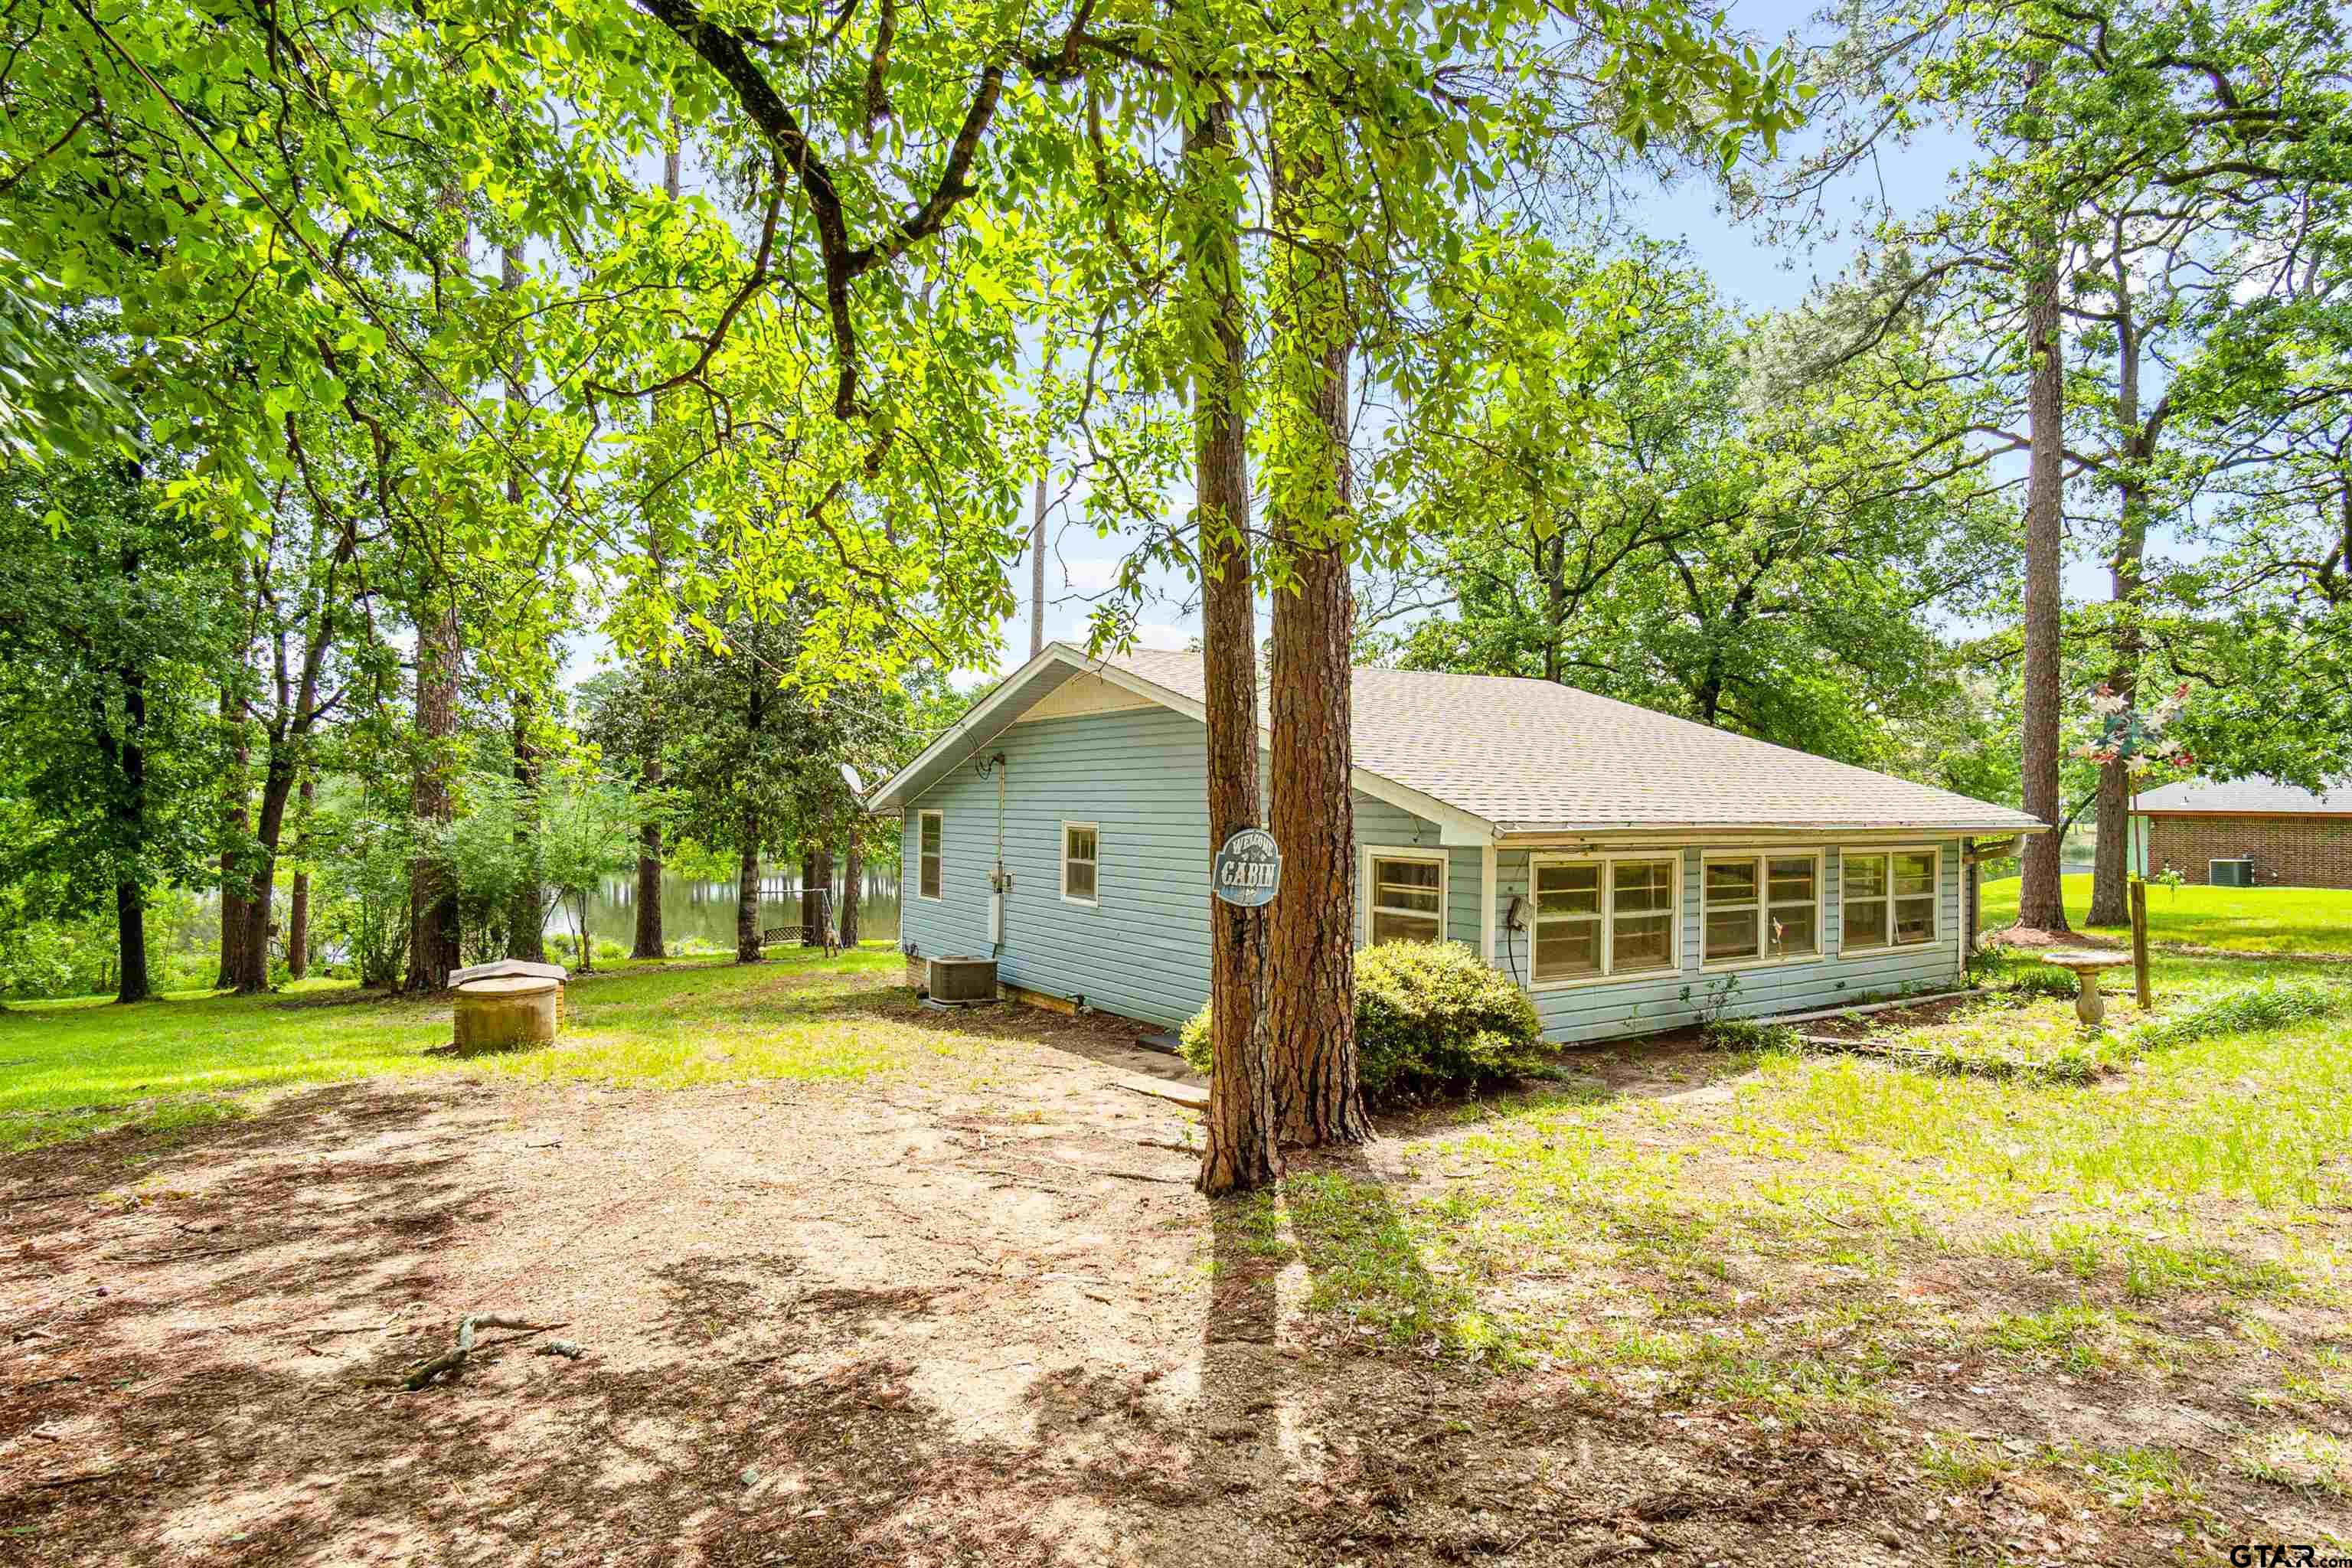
xmin=2041 ymin=951 xmax=2135 ymax=1027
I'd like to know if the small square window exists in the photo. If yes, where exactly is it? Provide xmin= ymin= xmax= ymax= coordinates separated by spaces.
xmin=1370 ymin=855 xmax=1446 ymax=944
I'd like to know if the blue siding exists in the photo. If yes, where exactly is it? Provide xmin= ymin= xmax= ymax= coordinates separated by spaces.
xmin=899 ymin=705 xmax=1216 ymax=1027
xmin=901 ymin=702 xmax=1969 ymax=1043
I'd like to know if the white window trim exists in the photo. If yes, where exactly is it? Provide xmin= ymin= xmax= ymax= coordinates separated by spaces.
xmin=1060 ymin=820 xmax=1099 ymax=907
xmin=1838 ymin=843 xmax=1940 ymax=958
xmin=1526 ymin=851 xmax=1682 ymax=990
xmin=1361 ymin=845 xmax=1449 ymax=946
xmin=1700 ymin=849 xmax=1826 ymax=972
xmin=916 ymin=809 xmax=943 ymax=902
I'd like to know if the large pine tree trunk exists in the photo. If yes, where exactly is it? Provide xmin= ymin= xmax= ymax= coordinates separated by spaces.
xmin=632 ymin=758 xmax=665 ymax=959
xmin=737 ymin=831 xmax=763 ymax=964
xmin=288 ymin=773 xmax=313 ymax=981
xmin=2016 ymin=153 xmax=2071 ymax=935
xmin=1187 ymin=90 xmax=1279 ymax=1197
xmin=838 ymin=836 xmax=861 ymax=948
xmin=801 ymin=851 xmax=822 ymax=947
xmin=1265 ymin=103 xmax=1370 ymax=1149
xmin=406 ymin=599 xmax=463 ymax=990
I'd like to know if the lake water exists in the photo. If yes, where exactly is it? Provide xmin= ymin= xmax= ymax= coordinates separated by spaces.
xmin=553 ymin=868 xmax=901 ymax=953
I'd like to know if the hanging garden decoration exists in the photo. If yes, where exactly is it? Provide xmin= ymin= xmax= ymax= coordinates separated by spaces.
xmin=2075 ymin=682 xmax=2195 ymax=770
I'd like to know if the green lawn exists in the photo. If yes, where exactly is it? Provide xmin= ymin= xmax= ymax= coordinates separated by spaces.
xmin=0 ymin=945 xmax=943 ymax=1155
xmin=1981 ymin=873 xmax=2352 ymax=954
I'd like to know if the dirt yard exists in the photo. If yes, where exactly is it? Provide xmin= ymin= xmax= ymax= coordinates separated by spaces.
xmin=4 ymin=967 xmax=2347 ymax=1565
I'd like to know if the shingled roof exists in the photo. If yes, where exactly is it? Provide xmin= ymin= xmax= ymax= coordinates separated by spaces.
xmin=871 ymin=643 xmax=2043 ymax=839
xmin=1094 ymin=648 xmax=2041 ymax=838
xmin=2136 ymin=777 xmax=2352 ymax=815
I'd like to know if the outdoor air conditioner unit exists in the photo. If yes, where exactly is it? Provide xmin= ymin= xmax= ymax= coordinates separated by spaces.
xmin=2210 ymin=858 xmax=2256 ymax=888
xmin=926 ymin=956 xmax=999 ymax=1004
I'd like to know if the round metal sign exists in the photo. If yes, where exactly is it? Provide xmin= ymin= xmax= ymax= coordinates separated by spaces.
xmin=1212 ymin=828 xmax=1282 ymax=906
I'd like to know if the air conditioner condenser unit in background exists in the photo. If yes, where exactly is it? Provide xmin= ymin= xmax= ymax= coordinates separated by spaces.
xmin=926 ymin=956 xmax=1000 ymax=1004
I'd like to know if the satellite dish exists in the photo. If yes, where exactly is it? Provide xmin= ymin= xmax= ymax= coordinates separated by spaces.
xmin=839 ymin=762 xmax=866 ymax=799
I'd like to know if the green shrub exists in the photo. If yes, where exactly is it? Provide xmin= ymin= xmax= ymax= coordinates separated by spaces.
xmin=2130 ymin=981 xmax=2352 ymax=1051
xmin=1968 ymin=949 xmax=2084 ymax=999
xmin=1178 ymin=940 xmax=1546 ymax=1107
xmin=1702 ymin=1017 xmax=1800 ymax=1052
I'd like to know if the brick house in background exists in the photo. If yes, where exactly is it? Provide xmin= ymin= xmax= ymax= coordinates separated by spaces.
xmin=2134 ymin=778 xmax=2352 ymax=888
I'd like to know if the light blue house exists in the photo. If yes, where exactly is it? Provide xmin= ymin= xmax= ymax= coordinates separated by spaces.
xmin=873 ymin=644 xmax=2044 ymax=1044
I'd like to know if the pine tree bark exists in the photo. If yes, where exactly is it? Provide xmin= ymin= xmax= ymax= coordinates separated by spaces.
xmin=1187 ymin=90 xmax=1279 ymax=1197
xmin=801 ymin=851 xmax=822 ymax=946
xmin=838 ymin=835 xmax=861 ymax=948
xmin=1265 ymin=103 xmax=1370 ymax=1149
xmin=288 ymin=773 xmax=313 ymax=980
xmin=2016 ymin=106 xmax=2072 ymax=936
xmin=737 ymin=830 xmax=763 ymax=963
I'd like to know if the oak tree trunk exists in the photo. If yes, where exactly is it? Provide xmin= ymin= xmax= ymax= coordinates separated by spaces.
xmin=407 ymin=185 xmax=468 ymax=991
xmin=2088 ymin=282 xmax=2149 ymax=929
xmin=508 ymin=699 xmax=548 ymax=962
xmin=234 ymin=746 xmax=299 ymax=993
xmin=110 ymin=624 xmax=152 ymax=1004
xmin=217 ymin=678 xmax=250 ymax=990
xmin=1264 ymin=103 xmax=1370 ymax=1149
xmin=1187 ymin=90 xmax=1279 ymax=1197
xmin=288 ymin=773 xmax=314 ymax=980
xmin=737 ymin=832 xmax=763 ymax=963
xmin=632 ymin=759 xmax=665 ymax=959
xmin=2016 ymin=135 xmax=2071 ymax=936
xmin=115 ymin=879 xmax=150 ymax=1005
xmin=801 ymin=851 xmax=822 ymax=946
xmin=407 ymin=598 xmax=463 ymax=990
xmin=838 ymin=836 xmax=861 ymax=949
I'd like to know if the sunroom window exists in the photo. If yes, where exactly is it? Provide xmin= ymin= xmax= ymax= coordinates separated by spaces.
xmin=1843 ymin=849 xmax=1936 ymax=952
xmin=1704 ymin=853 xmax=1820 ymax=964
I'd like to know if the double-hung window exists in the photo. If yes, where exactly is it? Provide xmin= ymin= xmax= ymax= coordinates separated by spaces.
xmin=1841 ymin=848 xmax=1938 ymax=952
xmin=1061 ymin=822 xmax=1099 ymax=905
xmin=916 ymin=811 xmax=942 ymax=900
xmin=1530 ymin=855 xmax=1677 ymax=983
xmin=1703 ymin=852 xmax=1821 ymax=965
xmin=1367 ymin=851 xmax=1446 ymax=943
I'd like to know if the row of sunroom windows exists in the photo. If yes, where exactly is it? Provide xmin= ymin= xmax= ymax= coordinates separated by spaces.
xmin=1368 ymin=847 xmax=1941 ymax=986
xmin=920 ymin=810 xmax=1941 ymax=989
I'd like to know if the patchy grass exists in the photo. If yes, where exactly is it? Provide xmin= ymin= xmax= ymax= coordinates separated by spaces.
xmin=1226 ymin=946 xmax=2351 ymax=1547
xmin=0 ymin=945 xmax=948 ymax=1155
xmin=1981 ymin=873 xmax=2352 ymax=954
xmin=2233 ymin=1429 xmax=2352 ymax=1498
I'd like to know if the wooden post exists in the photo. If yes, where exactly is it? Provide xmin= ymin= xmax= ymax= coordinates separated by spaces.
xmin=2129 ymin=880 xmax=2151 ymax=1011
